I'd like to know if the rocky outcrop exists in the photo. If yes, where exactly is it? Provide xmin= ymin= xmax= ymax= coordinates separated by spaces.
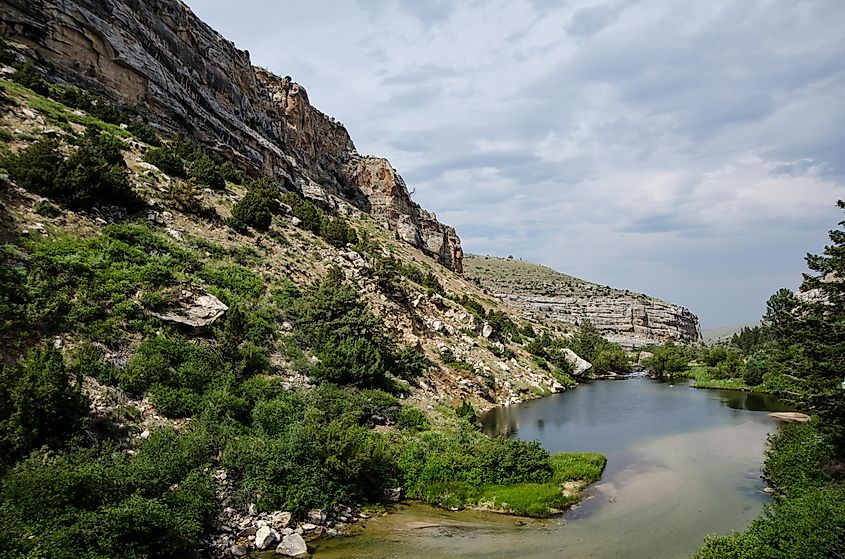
xmin=0 ymin=0 xmax=462 ymax=271
xmin=145 ymin=288 xmax=228 ymax=328
xmin=464 ymin=255 xmax=701 ymax=348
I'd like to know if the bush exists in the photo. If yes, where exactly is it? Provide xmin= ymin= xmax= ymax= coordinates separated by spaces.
xmin=118 ymin=336 xmax=228 ymax=418
xmin=11 ymin=61 xmax=49 ymax=96
xmin=142 ymin=146 xmax=186 ymax=178
xmin=312 ymin=337 xmax=389 ymax=388
xmin=0 ymin=346 xmax=89 ymax=471
xmin=281 ymin=192 xmax=323 ymax=234
xmin=230 ymin=178 xmax=280 ymax=232
xmin=322 ymin=217 xmax=358 ymax=248
xmin=126 ymin=120 xmax=160 ymax=146
xmin=189 ymin=153 xmax=224 ymax=189
xmin=54 ymin=130 xmax=135 ymax=208
xmin=0 ymin=430 xmax=216 ymax=559
xmin=1 ymin=137 xmax=63 ymax=194
xmin=643 ymin=342 xmax=689 ymax=376
xmin=397 ymin=406 xmax=431 ymax=432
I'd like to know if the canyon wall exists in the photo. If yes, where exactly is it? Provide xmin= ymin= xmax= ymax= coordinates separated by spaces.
xmin=465 ymin=255 xmax=702 ymax=348
xmin=0 ymin=0 xmax=462 ymax=271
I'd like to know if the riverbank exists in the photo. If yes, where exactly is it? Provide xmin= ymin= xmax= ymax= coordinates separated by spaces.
xmin=312 ymin=378 xmax=785 ymax=558
xmin=693 ymin=420 xmax=845 ymax=558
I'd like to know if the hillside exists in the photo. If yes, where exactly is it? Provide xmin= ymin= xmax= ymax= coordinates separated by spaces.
xmin=0 ymin=0 xmax=463 ymax=272
xmin=0 ymin=5 xmax=614 ymax=557
xmin=464 ymin=254 xmax=701 ymax=348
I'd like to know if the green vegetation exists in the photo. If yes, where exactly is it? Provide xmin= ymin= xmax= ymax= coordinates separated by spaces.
xmin=230 ymin=178 xmax=280 ymax=231
xmin=279 ymin=191 xmax=358 ymax=247
xmin=692 ymin=201 xmax=845 ymax=558
xmin=565 ymin=320 xmax=631 ymax=375
xmin=1 ymin=129 xmax=138 ymax=209
xmin=0 ymin=70 xmax=609 ymax=558
xmin=694 ymin=422 xmax=844 ymax=559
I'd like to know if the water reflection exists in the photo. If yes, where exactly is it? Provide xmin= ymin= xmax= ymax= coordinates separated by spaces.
xmin=712 ymin=389 xmax=793 ymax=412
xmin=316 ymin=379 xmax=787 ymax=559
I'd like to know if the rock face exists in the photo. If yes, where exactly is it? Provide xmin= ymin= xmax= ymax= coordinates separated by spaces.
xmin=0 ymin=0 xmax=462 ymax=271
xmin=464 ymin=255 xmax=701 ymax=348
xmin=146 ymin=289 xmax=228 ymax=327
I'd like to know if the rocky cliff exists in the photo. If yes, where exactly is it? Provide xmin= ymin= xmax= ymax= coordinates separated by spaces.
xmin=465 ymin=255 xmax=702 ymax=348
xmin=0 ymin=0 xmax=462 ymax=271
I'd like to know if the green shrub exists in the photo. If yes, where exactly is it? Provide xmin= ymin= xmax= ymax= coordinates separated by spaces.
xmin=54 ymin=130 xmax=135 ymax=208
xmin=126 ymin=120 xmax=160 ymax=146
xmin=230 ymin=178 xmax=281 ymax=232
xmin=118 ymin=336 xmax=229 ymax=418
xmin=455 ymin=400 xmax=477 ymax=423
xmin=1 ymin=137 xmax=63 ymax=194
xmin=322 ymin=217 xmax=358 ymax=248
xmin=281 ymin=192 xmax=323 ymax=234
xmin=33 ymin=199 xmax=61 ymax=218
xmin=11 ymin=61 xmax=49 ymax=96
xmin=0 ymin=429 xmax=216 ymax=559
xmin=397 ymin=406 xmax=431 ymax=432
xmin=142 ymin=145 xmax=186 ymax=178
xmin=189 ymin=153 xmax=224 ymax=189
xmin=392 ymin=346 xmax=433 ymax=380
xmin=0 ymin=346 xmax=89 ymax=471
xmin=643 ymin=342 xmax=689 ymax=376
xmin=47 ymin=83 xmax=94 ymax=112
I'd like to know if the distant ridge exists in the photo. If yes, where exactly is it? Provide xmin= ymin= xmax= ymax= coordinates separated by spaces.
xmin=464 ymin=254 xmax=701 ymax=348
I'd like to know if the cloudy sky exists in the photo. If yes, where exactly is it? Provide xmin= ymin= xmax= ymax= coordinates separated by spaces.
xmin=186 ymin=0 xmax=844 ymax=328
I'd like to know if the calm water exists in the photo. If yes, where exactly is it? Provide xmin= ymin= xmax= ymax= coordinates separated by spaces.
xmin=313 ymin=378 xmax=790 ymax=559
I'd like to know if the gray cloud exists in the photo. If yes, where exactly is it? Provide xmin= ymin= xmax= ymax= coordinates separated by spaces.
xmin=185 ymin=0 xmax=845 ymax=327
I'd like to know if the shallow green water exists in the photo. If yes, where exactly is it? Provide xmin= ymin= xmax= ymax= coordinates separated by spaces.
xmin=313 ymin=379 xmax=790 ymax=559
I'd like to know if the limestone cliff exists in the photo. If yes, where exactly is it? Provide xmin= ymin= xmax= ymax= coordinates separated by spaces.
xmin=0 ymin=0 xmax=462 ymax=271
xmin=465 ymin=255 xmax=702 ymax=348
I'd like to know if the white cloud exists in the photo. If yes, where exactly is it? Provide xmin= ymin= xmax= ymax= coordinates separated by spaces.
xmin=185 ymin=0 xmax=845 ymax=327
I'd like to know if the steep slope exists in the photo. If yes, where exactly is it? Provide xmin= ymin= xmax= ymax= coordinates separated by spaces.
xmin=0 ymin=0 xmax=463 ymax=271
xmin=465 ymin=255 xmax=701 ymax=348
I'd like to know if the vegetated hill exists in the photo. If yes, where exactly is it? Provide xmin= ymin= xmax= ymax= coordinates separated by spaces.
xmin=0 ymin=6 xmax=621 ymax=558
xmin=464 ymin=254 xmax=702 ymax=348
xmin=0 ymin=81 xmax=565 ymax=412
xmin=0 ymin=0 xmax=463 ymax=272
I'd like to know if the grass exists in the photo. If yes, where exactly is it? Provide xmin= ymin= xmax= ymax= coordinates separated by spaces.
xmin=677 ymin=365 xmax=773 ymax=392
xmin=475 ymin=451 xmax=606 ymax=517
xmin=0 ymin=79 xmax=130 ymax=137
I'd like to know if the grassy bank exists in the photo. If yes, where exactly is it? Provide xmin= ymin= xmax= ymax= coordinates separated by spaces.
xmin=674 ymin=365 xmax=767 ymax=391
xmin=476 ymin=452 xmax=606 ymax=516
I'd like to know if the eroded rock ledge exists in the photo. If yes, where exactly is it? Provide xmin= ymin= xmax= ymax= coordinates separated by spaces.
xmin=465 ymin=254 xmax=701 ymax=348
xmin=0 ymin=0 xmax=463 ymax=271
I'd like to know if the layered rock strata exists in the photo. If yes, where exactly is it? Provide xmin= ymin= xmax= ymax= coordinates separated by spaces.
xmin=465 ymin=255 xmax=701 ymax=348
xmin=0 ymin=0 xmax=462 ymax=271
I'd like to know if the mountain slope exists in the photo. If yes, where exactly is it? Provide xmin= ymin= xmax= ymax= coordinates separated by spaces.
xmin=0 ymin=0 xmax=463 ymax=271
xmin=464 ymin=254 xmax=701 ymax=348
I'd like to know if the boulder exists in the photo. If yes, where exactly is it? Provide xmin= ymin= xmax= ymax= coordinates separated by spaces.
xmin=229 ymin=544 xmax=248 ymax=557
xmin=269 ymin=511 xmax=292 ymax=529
xmin=254 ymin=525 xmax=279 ymax=550
xmin=275 ymin=533 xmax=307 ymax=557
xmin=562 ymin=348 xmax=593 ymax=376
xmin=482 ymin=323 xmax=493 ymax=338
xmin=768 ymin=412 xmax=811 ymax=423
xmin=306 ymin=509 xmax=326 ymax=525
xmin=146 ymin=289 xmax=228 ymax=327
xmin=383 ymin=487 xmax=404 ymax=502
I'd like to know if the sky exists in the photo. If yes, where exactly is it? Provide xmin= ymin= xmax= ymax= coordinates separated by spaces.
xmin=185 ymin=0 xmax=845 ymax=328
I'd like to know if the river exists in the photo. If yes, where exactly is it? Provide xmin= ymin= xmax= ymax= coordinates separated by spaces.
xmin=312 ymin=378 xmax=791 ymax=559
